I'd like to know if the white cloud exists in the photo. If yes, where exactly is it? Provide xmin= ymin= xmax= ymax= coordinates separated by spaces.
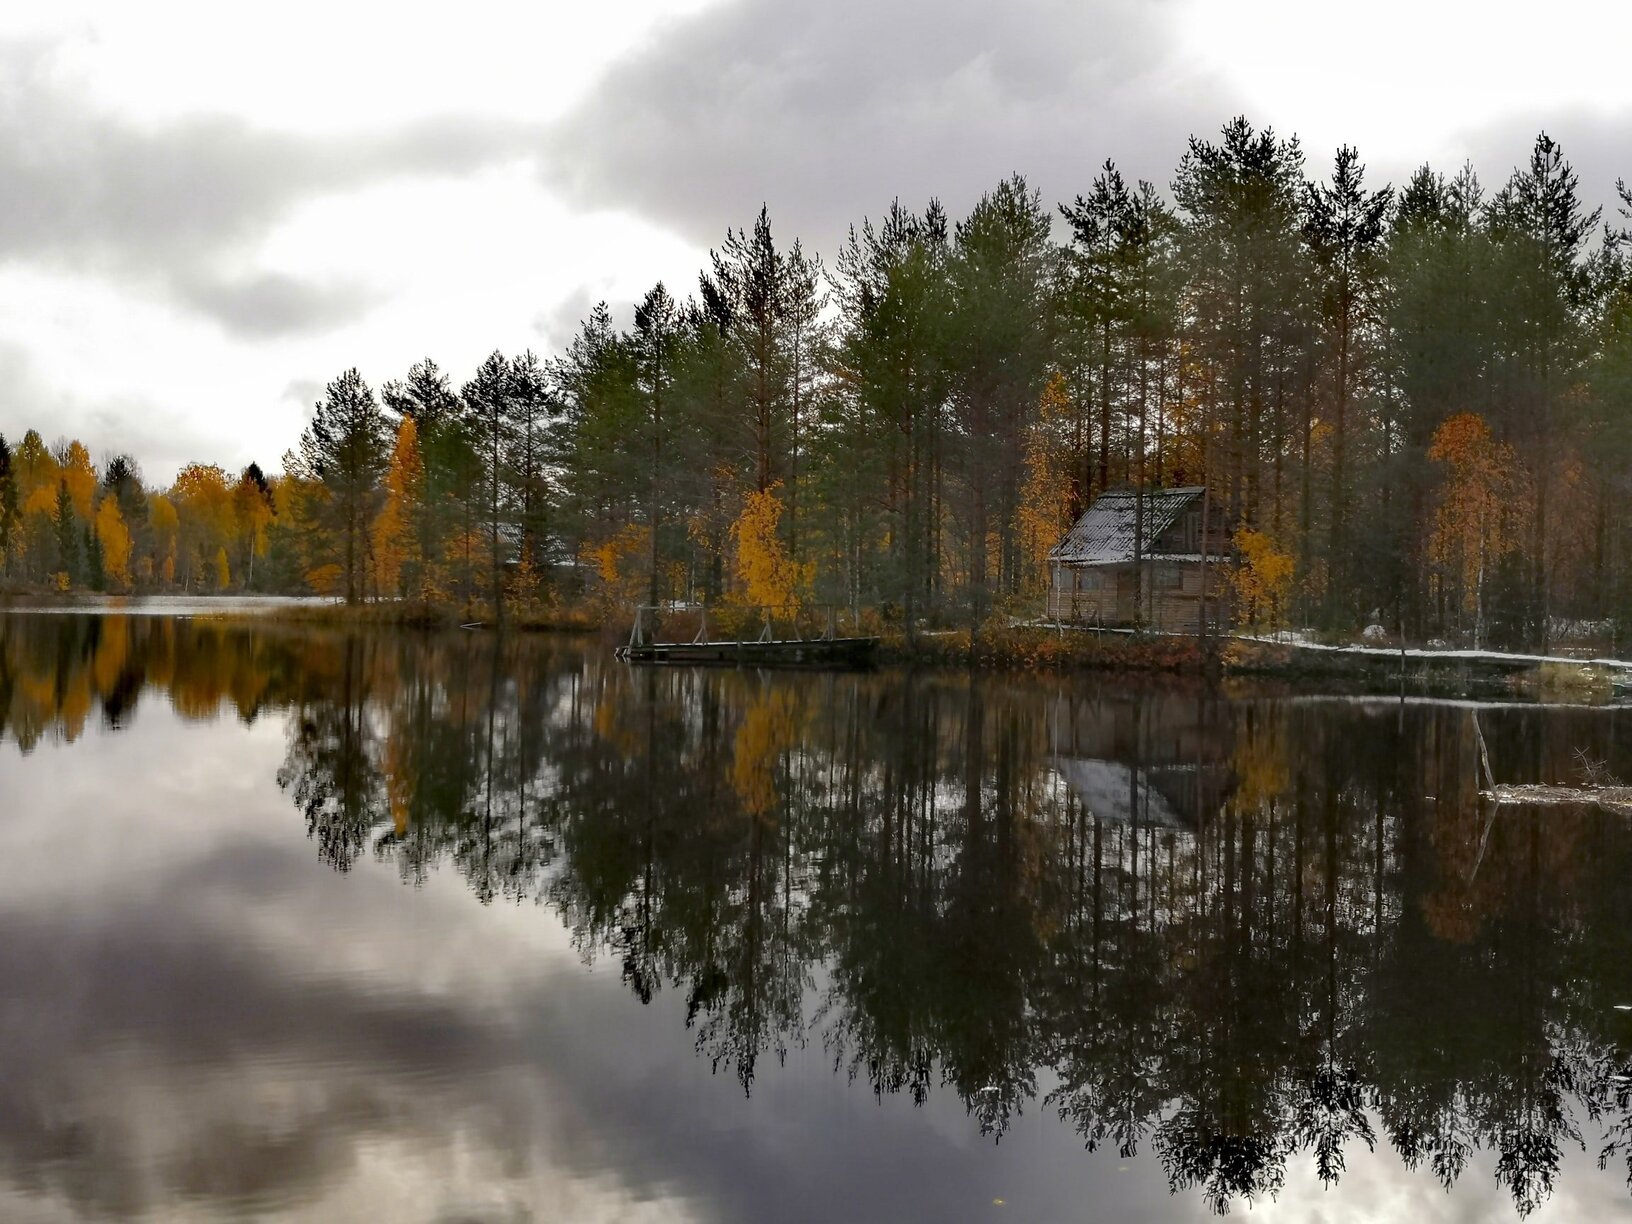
xmin=1173 ymin=0 xmax=1632 ymax=176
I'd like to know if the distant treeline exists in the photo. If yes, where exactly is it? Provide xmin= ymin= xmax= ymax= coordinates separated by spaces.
xmin=3 ymin=117 xmax=1631 ymax=647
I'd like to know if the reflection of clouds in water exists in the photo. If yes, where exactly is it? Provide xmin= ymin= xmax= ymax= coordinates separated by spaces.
xmin=0 ymin=705 xmax=1069 ymax=1224
xmin=0 ymin=717 xmax=704 ymax=1222
xmin=12 ymin=1055 xmax=701 ymax=1223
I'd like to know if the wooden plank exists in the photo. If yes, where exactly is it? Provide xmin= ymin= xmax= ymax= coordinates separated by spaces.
xmin=616 ymin=636 xmax=880 ymax=669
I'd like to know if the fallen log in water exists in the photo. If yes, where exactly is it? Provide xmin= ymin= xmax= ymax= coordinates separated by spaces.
xmin=1481 ymin=784 xmax=1632 ymax=814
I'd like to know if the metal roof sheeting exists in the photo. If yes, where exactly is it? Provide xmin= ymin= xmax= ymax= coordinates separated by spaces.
xmin=1049 ymin=487 xmax=1205 ymax=565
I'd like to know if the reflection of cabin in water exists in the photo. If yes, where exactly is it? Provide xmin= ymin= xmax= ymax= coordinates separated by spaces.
xmin=1047 ymin=691 xmax=1236 ymax=830
xmin=1047 ymin=487 xmax=1233 ymax=632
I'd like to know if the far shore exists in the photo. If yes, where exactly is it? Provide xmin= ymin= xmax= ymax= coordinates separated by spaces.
xmin=5 ymin=592 xmax=1627 ymax=703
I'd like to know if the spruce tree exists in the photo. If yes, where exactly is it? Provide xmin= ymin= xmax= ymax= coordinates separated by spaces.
xmin=53 ymin=479 xmax=78 ymax=586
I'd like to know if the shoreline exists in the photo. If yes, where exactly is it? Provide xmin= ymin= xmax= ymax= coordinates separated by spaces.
xmin=4 ymin=595 xmax=1626 ymax=702
xmin=889 ymin=625 xmax=1626 ymax=701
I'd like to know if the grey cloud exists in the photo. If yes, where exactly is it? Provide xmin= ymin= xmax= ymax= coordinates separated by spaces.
xmin=1450 ymin=110 xmax=1632 ymax=226
xmin=280 ymin=377 xmax=325 ymax=409
xmin=531 ymin=286 xmax=600 ymax=351
xmin=547 ymin=0 xmax=1632 ymax=259
xmin=172 ymin=270 xmax=382 ymax=339
xmin=545 ymin=0 xmax=1238 ymax=254
xmin=532 ymin=286 xmax=638 ymax=351
xmin=0 ymin=40 xmax=543 ymax=336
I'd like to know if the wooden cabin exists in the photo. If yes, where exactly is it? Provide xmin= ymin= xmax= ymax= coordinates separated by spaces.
xmin=1047 ymin=486 xmax=1233 ymax=632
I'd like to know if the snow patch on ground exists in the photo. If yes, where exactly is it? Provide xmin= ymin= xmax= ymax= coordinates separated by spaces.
xmin=1237 ymin=632 xmax=1632 ymax=672
xmin=1020 ymin=617 xmax=1632 ymax=673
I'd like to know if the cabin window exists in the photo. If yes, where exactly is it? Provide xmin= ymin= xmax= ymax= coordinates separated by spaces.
xmin=1073 ymin=569 xmax=1101 ymax=592
xmin=1183 ymin=511 xmax=1200 ymax=550
xmin=1154 ymin=566 xmax=1185 ymax=591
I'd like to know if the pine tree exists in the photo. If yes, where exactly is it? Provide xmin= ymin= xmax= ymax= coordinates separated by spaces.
xmin=0 ymin=433 xmax=15 ymax=577
xmin=831 ymin=198 xmax=952 ymax=625
xmin=382 ymin=358 xmax=469 ymax=603
xmin=1590 ymin=179 xmax=1632 ymax=641
xmin=1060 ymin=162 xmax=1133 ymax=504
xmin=949 ymin=175 xmax=1055 ymax=623
xmin=294 ymin=368 xmax=388 ymax=604
xmin=1487 ymin=133 xmax=1601 ymax=648
xmin=461 ymin=350 xmax=514 ymax=619
xmin=781 ymin=242 xmax=827 ymax=562
xmin=1386 ymin=163 xmax=1497 ymax=632
xmin=556 ymin=303 xmax=644 ymax=603
xmin=1303 ymin=145 xmax=1392 ymax=620
xmin=1173 ymin=118 xmax=1309 ymax=625
xmin=633 ymin=282 xmax=680 ymax=606
xmin=507 ymin=348 xmax=555 ymax=597
xmin=712 ymin=205 xmax=791 ymax=495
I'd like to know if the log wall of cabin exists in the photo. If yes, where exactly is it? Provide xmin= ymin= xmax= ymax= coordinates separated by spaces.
xmin=1049 ymin=561 xmax=1232 ymax=632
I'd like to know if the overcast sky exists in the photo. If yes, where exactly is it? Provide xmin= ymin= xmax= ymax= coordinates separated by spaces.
xmin=2 ymin=0 xmax=1631 ymax=484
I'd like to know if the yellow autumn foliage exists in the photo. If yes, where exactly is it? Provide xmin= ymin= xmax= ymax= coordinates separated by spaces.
xmin=1231 ymin=526 xmax=1295 ymax=630
xmin=374 ymin=416 xmax=424 ymax=599
xmin=1428 ymin=412 xmax=1525 ymax=624
xmin=730 ymin=484 xmax=811 ymax=611
xmin=583 ymin=522 xmax=650 ymax=611
xmin=1016 ymin=375 xmax=1074 ymax=593
xmin=729 ymin=688 xmax=800 ymax=819
xmin=95 ymin=496 xmax=133 ymax=589
xmin=149 ymin=494 xmax=179 ymax=585
xmin=58 ymin=441 xmax=97 ymax=521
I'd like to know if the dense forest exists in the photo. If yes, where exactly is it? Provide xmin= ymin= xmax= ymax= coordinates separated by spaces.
xmin=4 ymin=119 xmax=1632 ymax=649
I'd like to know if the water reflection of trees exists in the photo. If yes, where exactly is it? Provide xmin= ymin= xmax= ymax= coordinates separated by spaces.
xmin=8 ymin=613 xmax=1632 ymax=1216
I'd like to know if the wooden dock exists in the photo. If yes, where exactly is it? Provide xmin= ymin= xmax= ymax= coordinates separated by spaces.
xmin=615 ymin=636 xmax=878 ymax=667
xmin=614 ymin=605 xmax=878 ymax=669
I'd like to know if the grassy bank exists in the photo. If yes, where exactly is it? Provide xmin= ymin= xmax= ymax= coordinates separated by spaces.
xmin=884 ymin=626 xmax=1217 ymax=674
xmin=883 ymin=625 xmax=1631 ymax=700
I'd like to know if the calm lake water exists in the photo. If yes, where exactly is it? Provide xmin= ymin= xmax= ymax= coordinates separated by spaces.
xmin=5 ymin=613 xmax=1632 ymax=1222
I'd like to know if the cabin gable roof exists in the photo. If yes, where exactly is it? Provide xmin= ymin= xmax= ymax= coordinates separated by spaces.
xmin=1049 ymin=486 xmax=1209 ymax=566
